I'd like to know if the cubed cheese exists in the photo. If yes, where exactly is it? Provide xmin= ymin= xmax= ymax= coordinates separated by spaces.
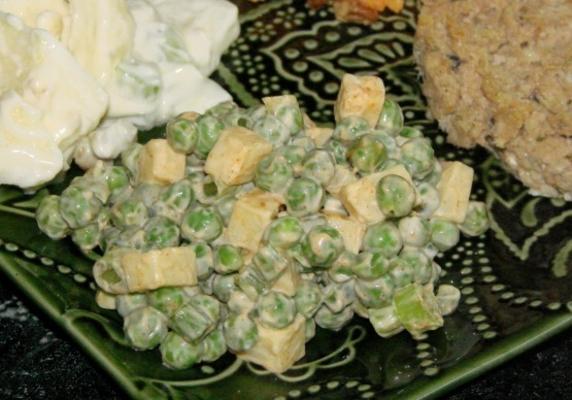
xmin=226 ymin=189 xmax=283 ymax=252
xmin=205 ymin=126 xmax=272 ymax=185
xmin=325 ymin=213 xmax=366 ymax=254
xmin=385 ymin=0 xmax=405 ymax=12
xmin=138 ymin=139 xmax=186 ymax=185
xmin=237 ymin=315 xmax=306 ymax=373
xmin=326 ymin=165 xmax=358 ymax=196
xmin=272 ymin=263 xmax=301 ymax=297
xmin=263 ymin=94 xmax=300 ymax=115
xmin=121 ymin=246 xmax=197 ymax=293
xmin=433 ymin=161 xmax=474 ymax=223
xmin=306 ymin=126 xmax=333 ymax=147
xmin=339 ymin=164 xmax=413 ymax=224
xmin=334 ymin=74 xmax=385 ymax=127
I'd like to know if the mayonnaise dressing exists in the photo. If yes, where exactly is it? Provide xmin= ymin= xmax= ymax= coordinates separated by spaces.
xmin=0 ymin=0 xmax=239 ymax=186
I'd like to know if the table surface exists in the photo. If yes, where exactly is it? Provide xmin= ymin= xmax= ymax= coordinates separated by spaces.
xmin=1 ymin=279 xmax=572 ymax=400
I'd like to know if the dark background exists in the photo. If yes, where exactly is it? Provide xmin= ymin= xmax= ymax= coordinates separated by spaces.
xmin=1 ymin=278 xmax=572 ymax=400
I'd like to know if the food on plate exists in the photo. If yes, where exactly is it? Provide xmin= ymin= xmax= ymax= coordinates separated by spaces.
xmin=37 ymin=74 xmax=489 ymax=374
xmin=0 ymin=0 xmax=239 ymax=189
xmin=308 ymin=0 xmax=404 ymax=24
xmin=415 ymin=0 xmax=572 ymax=199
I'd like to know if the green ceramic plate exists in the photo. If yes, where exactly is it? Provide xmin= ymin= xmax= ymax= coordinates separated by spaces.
xmin=1 ymin=1 xmax=571 ymax=399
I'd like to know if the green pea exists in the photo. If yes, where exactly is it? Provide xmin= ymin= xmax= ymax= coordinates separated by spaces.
xmin=144 ymin=216 xmax=180 ymax=249
xmin=286 ymin=177 xmax=324 ymax=217
xmin=153 ymin=180 xmax=194 ymax=223
xmin=207 ymin=101 xmax=238 ymax=118
xmin=105 ymin=166 xmax=130 ymax=202
xmin=376 ymin=174 xmax=416 ymax=218
xmin=238 ymin=266 xmax=267 ymax=300
xmin=290 ymin=136 xmax=316 ymax=153
xmin=368 ymin=305 xmax=403 ymax=338
xmin=352 ymin=252 xmax=390 ymax=281
xmin=256 ymin=291 xmax=296 ymax=329
xmin=325 ymin=139 xmax=349 ymax=165
xmin=314 ymin=305 xmax=353 ymax=331
xmin=215 ymin=193 xmax=237 ymax=225
xmin=171 ymin=303 xmax=215 ymax=342
xmin=213 ymin=274 xmax=237 ymax=303
xmin=398 ymin=216 xmax=430 ymax=247
xmin=266 ymin=216 xmax=304 ymax=250
xmin=328 ymin=251 xmax=358 ymax=283
xmin=363 ymin=222 xmax=403 ymax=258
xmin=252 ymin=114 xmax=290 ymax=146
xmin=275 ymin=104 xmax=303 ymax=135
xmin=348 ymin=135 xmax=387 ymax=173
xmin=189 ymin=294 xmax=221 ymax=325
xmin=355 ymin=275 xmax=394 ymax=308
xmin=36 ymin=195 xmax=70 ymax=240
xmin=215 ymin=245 xmax=244 ymax=274
xmin=305 ymin=319 xmax=316 ymax=342
xmin=131 ymin=183 xmax=162 ymax=208
xmin=301 ymin=149 xmax=335 ymax=187
xmin=224 ymin=313 xmax=258 ymax=352
xmin=245 ymin=104 xmax=267 ymax=128
xmin=121 ymin=143 xmax=143 ymax=181
xmin=370 ymin=131 xmax=399 ymax=160
xmin=388 ymin=256 xmax=414 ymax=288
xmin=147 ymin=287 xmax=187 ymax=317
xmin=116 ymin=293 xmax=147 ymax=317
xmin=181 ymin=207 xmax=223 ymax=242
xmin=398 ymin=127 xmax=423 ymax=139
xmin=422 ymin=160 xmax=442 ymax=187
xmin=253 ymin=245 xmax=289 ymax=283
xmin=279 ymin=144 xmax=306 ymax=174
xmin=190 ymin=242 xmax=213 ymax=280
xmin=400 ymin=138 xmax=434 ymax=179
xmin=301 ymin=225 xmax=344 ymax=267
xmin=59 ymin=185 xmax=103 ymax=229
xmin=460 ymin=201 xmax=489 ymax=237
xmin=188 ymin=173 xmax=219 ymax=205
xmin=199 ymin=274 xmax=215 ymax=296
xmin=294 ymin=280 xmax=322 ymax=318
xmin=100 ymin=227 xmax=121 ymax=252
xmin=160 ymin=332 xmax=202 ymax=369
xmin=111 ymin=198 xmax=149 ymax=228
xmin=115 ymin=227 xmax=146 ymax=250
xmin=124 ymin=306 xmax=168 ymax=350
xmin=398 ymin=247 xmax=433 ymax=285
xmin=322 ymin=281 xmax=355 ymax=314
xmin=195 ymin=114 xmax=225 ymax=159
xmin=430 ymin=219 xmax=460 ymax=252
xmin=201 ymin=328 xmax=227 ymax=363
xmin=376 ymin=99 xmax=404 ymax=136
xmin=436 ymin=284 xmax=461 ymax=316
xmin=255 ymin=152 xmax=294 ymax=193
xmin=416 ymin=182 xmax=440 ymax=218
xmin=71 ymin=223 xmax=101 ymax=251
xmin=333 ymin=116 xmax=370 ymax=141
xmin=166 ymin=117 xmax=198 ymax=154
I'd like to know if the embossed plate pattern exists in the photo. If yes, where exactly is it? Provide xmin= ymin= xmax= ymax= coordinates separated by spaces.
xmin=0 ymin=1 xmax=571 ymax=399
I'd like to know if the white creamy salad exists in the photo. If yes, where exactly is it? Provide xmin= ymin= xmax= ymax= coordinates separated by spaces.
xmin=0 ymin=0 xmax=239 ymax=188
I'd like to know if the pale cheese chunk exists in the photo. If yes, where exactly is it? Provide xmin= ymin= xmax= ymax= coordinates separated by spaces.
xmin=325 ymin=213 xmax=366 ymax=254
xmin=306 ymin=126 xmax=333 ymax=147
xmin=271 ymin=263 xmax=301 ymax=297
xmin=334 ymin=74 xmax=385 ymax=127
xmin=339 ymin=164 xmax=413 ymax=224
xmin=433 ymin=161 xmax=474 ymax=223
xmin=121 ymin=246 xmax=197 ymax=293
xmin=226 ymin=189 xmax=283 ymax=252
xmin=204 ymin=126 xmax=272 ymax=186
xmin=138 ymin=139 xmax=186 ymax=185
xmin=262 ymin=94 xmax=300 ymax=115
xmin=237 ymin=315 xmax=306 ymax=374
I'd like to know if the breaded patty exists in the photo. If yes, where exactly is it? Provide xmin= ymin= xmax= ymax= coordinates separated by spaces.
xmin=414 ymin=0 xmax=572 ymax=199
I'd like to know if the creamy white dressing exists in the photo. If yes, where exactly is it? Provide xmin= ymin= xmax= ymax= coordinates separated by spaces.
xmin=0 ymin=0 xmax=239 ymax=187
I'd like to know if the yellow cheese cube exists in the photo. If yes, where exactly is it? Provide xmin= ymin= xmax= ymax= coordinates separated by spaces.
xmin=306 ymin=126 xmax=333 ymax=147
xmin=271 ymin=263 xmax=301 ymax=297
xmin=334 ymin=74 xmax=385 ymax=127
xmin=325 ymin=213 xmax=366 ymax=254
xmin=237 ymin=315 xmax=306 ymax=374
xmin=339 ymin=165 xmax=412 ymax=224
xmin=138 ymin=139 xmax=186 ymax=185
xmin=205 ymin=126 xmax=272 ymax=186
xmin=226 ymin=189 xmax=283 ymax=252
xmin=433 ymin=161 xmax=474 ymax=223
xmin=263 ymin=95 xmax=301 ymax=115
xmin=121 ymin=246 xmax=197 ymax=293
